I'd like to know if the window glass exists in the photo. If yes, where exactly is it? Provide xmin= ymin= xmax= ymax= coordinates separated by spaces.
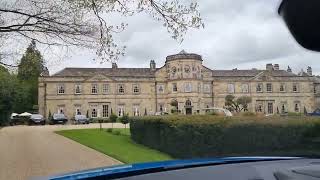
xmin=75 ymin=106 xmax=81 ymax=115
xmin=102 ymin=84 xmax=109 ymax=94
xmin=158 ymin=85 xmax=164 ymax=93
xmin=294 ymin=103 xmax=300 ymax=112
xmin=133 ymin=84 xmax=140 ymax=94
xmin=91 ymin=105 xmax=98 ymax=118
xmin=102 ymin=105 xmax=109 ymax=117
xmin=241 ymin=84 xmax=249 ymax=93
xmin=133 ymin=104 xmax=140 ymax=116
xmin=172 ymin=83 xmax=178 ymax=92
xmin=118 ymin=84 xmax=125 ymax=94
xmin=266 ymin=83 xmax=272 ymax=92
xmin=57 ymin=84 xmax=65 ymax=94
xmin=293 ymin=84 xmax=299 ymax=92
xmin=227 ymin=84 xmax=235 ymax=94
xmin=75 ymin=84 xmax=81 ymax=94
xmin=256 ymin=83 xmax=263 ymax=92
xmin=118 ymin=105 xmax=124 ymax=116
xmin=280 ymin=84 xmax=285 ymax=92
xmin=184 ymin=82 xmax=192 ymax=92
xmin=91 ymin=84 xmax=98 ymax=94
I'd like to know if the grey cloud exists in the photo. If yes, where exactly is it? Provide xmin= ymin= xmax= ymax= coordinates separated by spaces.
xmin=47 ymin=0 xmax=320 ymax=76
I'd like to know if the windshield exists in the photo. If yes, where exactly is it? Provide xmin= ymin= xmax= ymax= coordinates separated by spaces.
xmin=31 ymin=114 xmax=43 ymax=119
xmin=1 ymin=0 xmax=320 ymax=180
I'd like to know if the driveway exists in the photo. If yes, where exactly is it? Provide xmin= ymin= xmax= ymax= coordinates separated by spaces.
xmin=0 ymin=123 xmax=125 ymax=180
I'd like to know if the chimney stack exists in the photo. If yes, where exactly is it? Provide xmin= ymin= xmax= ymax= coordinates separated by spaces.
xmin=112 ymin=62 xmax=118 ymax=69
xmin=287 ymin=66 xmax=292 ymax=73
xmin=150 ymin=60 xmax=156 ymax=70
xmin=266 ymin=63 xmax=274 ymax=71
xmin=274 ymin=64 xmax=280 ymax=70
xmin=307 ymin=66 xmax=312 ymax=76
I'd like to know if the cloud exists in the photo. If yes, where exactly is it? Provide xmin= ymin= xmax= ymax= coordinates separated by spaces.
xmin=46 ymin=0 xmax=320 ymax=76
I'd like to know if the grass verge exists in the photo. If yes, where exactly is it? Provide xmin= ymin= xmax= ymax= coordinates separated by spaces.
xmin=56 ymin=128 xmax=172 ymax=164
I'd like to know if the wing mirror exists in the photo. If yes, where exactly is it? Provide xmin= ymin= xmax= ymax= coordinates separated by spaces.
xmin=278 ymin=0 xmax=320 ymax=51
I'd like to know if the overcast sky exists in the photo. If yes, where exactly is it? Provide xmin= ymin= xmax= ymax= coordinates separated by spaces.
xmin=45 ymin=0 xmax=320 ymax=75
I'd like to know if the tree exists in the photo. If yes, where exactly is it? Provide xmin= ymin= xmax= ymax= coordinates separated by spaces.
xmin=119 ymin=113 xmax=129 ymax=129
xmin=17 ymin=41 xmax=47 ymax=108
xmin=225 ymin=95 xmax=252 ymax=112
xmin=0 ymin=0 xmax=204 ymax=66
xmin=109 ymin=113 xmax=118 ymax=129
xmin=236 ymin=96 xmax=252 ymax=112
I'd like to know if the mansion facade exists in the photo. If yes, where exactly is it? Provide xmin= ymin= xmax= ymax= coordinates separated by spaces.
xmin=38 ymin=51 xmax=320 ymax=119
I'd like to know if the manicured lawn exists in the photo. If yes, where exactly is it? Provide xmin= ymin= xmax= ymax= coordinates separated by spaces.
xmin=56 ymin=128 xmax=173 ymax=164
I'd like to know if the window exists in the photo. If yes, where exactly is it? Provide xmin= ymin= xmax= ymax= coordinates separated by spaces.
xmin=91 ymin=84 xmax=98 ymax=94
xmin=198 ymin=83 xmax=201 ymax=93
xmin=294 ymin=103 xmax=300 ymax=112
xmin=91 ymin=105 xmax=98 ymax=118
xmin=227 ymin=84 xmax=235 ymax=94
xmin=118 ymin=105 xmax=124 ymax=117
xmin=157 ymin=85 xmax=164 ymax=93
xmin=118 ymin=84 xmax=125 ymax=94
xmin=133 ymin=84 xmax=140 ymax=94
xmin=75 ymin=105 xmax=81 ymax=115
xmin=57 ymin=84 xmax=65 ymax=94
xmin=102 ymin=84 xmax=110 ymax=94
xmin=256 ymin=83 xmax=263 ymax=92
xmin=102 ymin=105 xmax=109 ymax=117
xmin=266 ymin=83 xmax=272 ymax=92
xmin=172 ymin=83 xmax=178 ymax=92
xmin=267 ymin=102 xmax=273 ymax=114
xmin=184 ymin=82 xmax=192 ymax=92
xmin=280 ymin=84 xmax=285 ymax=92
xmin=256 ymin=104 xmax=263 ymax=112
xmin=241 ymin=84 xmax=249 ymax=93
xmin=58 ymin=106 xmax=65 ymax=114
xmin=186 ymin=100 xmax=192 ymax=106
xmin=133 ymin=104 xmax=140 ymax=116
xmin=293 ymin=84 xmax=299 ymax=92
xmin=281 ymin=104 xmax=286 ymax=113
xmin=159 ymin=104 xmax=164 ymax=112
xmin=75 ymin=84 xmax=81 ymax=94
xmin=203 ymin=84 xmax=211 ymax=93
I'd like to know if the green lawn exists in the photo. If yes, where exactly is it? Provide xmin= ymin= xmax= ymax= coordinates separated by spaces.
xmin=56 ymin=129 xmax=172 ymax=164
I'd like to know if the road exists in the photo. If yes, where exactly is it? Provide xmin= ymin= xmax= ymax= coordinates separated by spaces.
xmin=0 ymin=123 xmax=125 ymax=180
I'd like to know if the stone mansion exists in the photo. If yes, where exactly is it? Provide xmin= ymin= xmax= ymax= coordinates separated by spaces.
xmin=38 ymin=51 xmax=320 ymax=119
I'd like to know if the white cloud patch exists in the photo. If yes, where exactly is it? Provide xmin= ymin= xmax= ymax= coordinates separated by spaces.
xmin=46 ymin=0 xmax=320 ymax=75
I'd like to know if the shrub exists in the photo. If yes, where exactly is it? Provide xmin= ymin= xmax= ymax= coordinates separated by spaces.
xmin=112 ymin=130 xmax=121 ymax=135
xmin=90 ymin=118 xmax=109 ymax=123
xmin=287 ymin=112 xmax=303 ymax=116
xmin=109 ymin=113 xmax=118 ymax=128
xmin=241 ymin=112 xmax=256 ymax=116
xmin=130 ymin=115 xmax=320 ymax=158
xmin=119 ymin=113 xmax=129 ymax=129
xmin=106 ymin=128 xmax=113 ymax=133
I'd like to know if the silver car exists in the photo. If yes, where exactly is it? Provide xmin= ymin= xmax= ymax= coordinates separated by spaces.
xmin=74 ymin=115 xmax=89 ymax=124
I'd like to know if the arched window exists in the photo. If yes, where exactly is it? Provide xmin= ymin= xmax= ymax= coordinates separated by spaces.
xmin=186 ymin=100 xmax=192 ymax=106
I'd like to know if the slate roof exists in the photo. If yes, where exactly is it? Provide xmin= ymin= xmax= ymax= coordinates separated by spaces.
xmin=212 ymin=70 xmax=298 ymax=77
xmin=52 ymin=68 xmax=157 ymax=77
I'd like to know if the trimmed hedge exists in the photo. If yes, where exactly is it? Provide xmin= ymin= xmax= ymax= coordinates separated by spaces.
xmin=130 ymin=115 xmax=320 ymax=158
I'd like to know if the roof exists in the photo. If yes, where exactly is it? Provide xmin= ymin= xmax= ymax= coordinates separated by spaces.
xmin=166 ymin=51 xmax=202 ymax=62
xmin=52 ymin=68 xmax=157 ymax=78
xmin=212 ymin=70 xmax=298 ymax=77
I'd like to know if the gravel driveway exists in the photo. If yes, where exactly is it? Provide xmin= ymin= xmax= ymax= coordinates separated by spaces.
xmin=0 ymin=123 xmax=125 ymax=180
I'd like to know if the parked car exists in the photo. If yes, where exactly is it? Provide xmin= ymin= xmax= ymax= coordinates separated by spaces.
xmin=9 ymin=113 xmax=24 ymax=125
xmin=50 ymin=113 xmax=68 ymax=124
xmin=308 ymin=108 xmax=320 ymax=116
xmin=74 ymin=115 xmax=89 ymax=124
xmin=154 ymin=112 xmax=169 ymax=116
xmin=28 ymin=114 xmax=45 ymax=125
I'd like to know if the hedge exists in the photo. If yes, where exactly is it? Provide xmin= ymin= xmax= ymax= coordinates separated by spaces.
xmin=129 ymin=115 xmax=320 ymax=158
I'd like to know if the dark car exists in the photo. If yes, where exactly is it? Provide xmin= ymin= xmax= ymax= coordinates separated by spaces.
xmin=28 ymin=114 xmax=45 ymax=125
xmin=74 ymin=115 xmax=89 ymax=124
xmin=50 ymin=113 xmax=68 ymax=125
xmin=308 ymin=108 xmax=320 ymax=116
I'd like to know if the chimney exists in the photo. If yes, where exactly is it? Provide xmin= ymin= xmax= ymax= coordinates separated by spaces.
xmin=112 ymin=62 xmax=118 ymax=69
xmin=150 ymin=60 xmax=156 ymax=70
xmin=307 ymin=66 xmax=312 ymax=76
xmin=274 ymin=64 xmax=280 ymax=70
xmin=287 ymin=66 xmax=292 ymax=73
xmin=266 ymin=63 xmax=274 ymax=71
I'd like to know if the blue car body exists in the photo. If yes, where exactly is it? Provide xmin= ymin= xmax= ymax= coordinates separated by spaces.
xmin=47 ymin=157 xmax=301 ymax=180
